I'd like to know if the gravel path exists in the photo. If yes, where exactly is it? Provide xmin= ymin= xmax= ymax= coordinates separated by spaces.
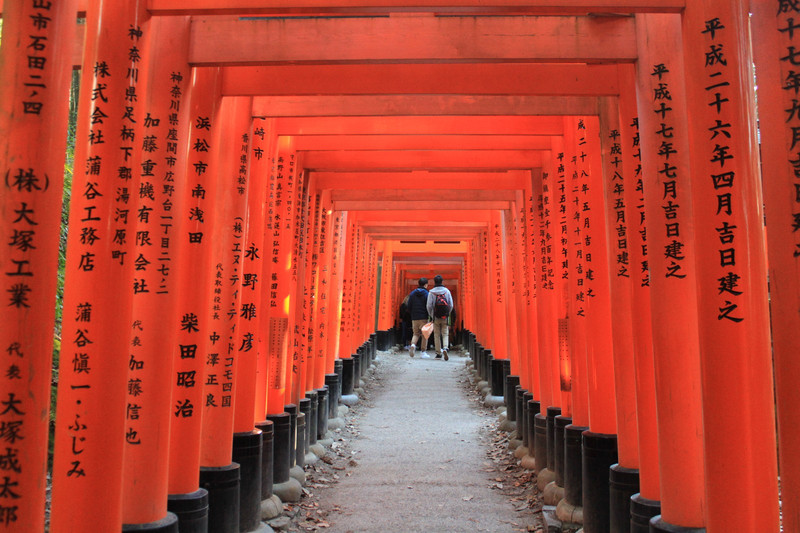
xmin=311 ymin=348 xmax=540 ymax=533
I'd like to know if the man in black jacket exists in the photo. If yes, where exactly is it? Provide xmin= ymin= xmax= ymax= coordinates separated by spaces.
xmin=406 ymin=277 xmax=430 ymax=357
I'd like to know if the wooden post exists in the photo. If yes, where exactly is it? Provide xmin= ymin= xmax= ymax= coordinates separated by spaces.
xmin=122 ymin=15 xmax=191 ymax=527
xmin=313 ymin=193 xmax=334 ymax=387
xmin=751 ymin=5 xmax=800 ymax=528
xmin=561 ymin=128 xmax=589 ymax=428
xmin=598 ymin=97 xmax=640 ymax=470
xmin=378 ymin=241 xmax=394 ymax=334
xmin=199 ymin=96 xmax=253 ymax=466
xmin=234 ymin=117 xmax=272 ymax=433
xmin=535 ymin=155 xmax=556 ymax=413
xmin=682 ymin=1 xmax=780 ymax=529
xmin=635 ymin=13 xmax=706 ymax=530
xmin=0 ymin=0 xmax=77 ymax=529
xmin=327 ymin=211 xmax=347 ymax=372
xmin=618 ymin=64 xmax=662 ymax=508
xmin=168 ymin=67 xmax=223 ymax=497
xmin=50 ymin=1 xmax=146 ymax=529
xmin=489 ymin=211 xmax=509 ymax=359
xmin=266 ymin=137 xmax=297 ymax=415
xmin=248 ymin=117 xmax=276 ymax=425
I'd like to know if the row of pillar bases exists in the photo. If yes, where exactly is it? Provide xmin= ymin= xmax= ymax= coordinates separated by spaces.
xmin=463 ymin=330 xmax=667 ymax=533
xmin=120 ymin=334 xmax=376 ymax=533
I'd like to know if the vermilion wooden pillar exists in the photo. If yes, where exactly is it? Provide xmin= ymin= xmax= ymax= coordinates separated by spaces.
xmin=289 ymin=175 xmax=312 ymax=405
xmin=365 ymin=237 xmax=378 ymax=341
xmin=51 ymin=1 xmax=145 ymax=529
xmin=560 ymin=129 xmax=588 ymax=428
xmin=247 ymin=117 xmax=276 ymax=426
xmin=534 ymin=155 xmax=556 ymax=413
xmin=337 ymin=215 xmax=356 ymax=359
xmin=0 ymin=0 xmax=76 ymax=529
xmin=304 ymin=189 xmax=323 ymax=393
xmin=571 ymin=115 xmax=619 ymax=532
xmin=313 ymin=193 xmax=334 ymax=387
xmin=122 ymin=15 xmax=191 ymax=528
xmin=378 ymin=241 xmax=394 ymax=333
xmin=521 ymin=183 xmax=541 ymax=400
xmin=234 ymin=117 xmax=272 ymax=433
xmin=199 ymin=96 xmax=253 ymax=466
xmin=266 ymin=136 xmax=297 ymax=415
xmin=327 ymin=211 xmax=347 ymax=372
xmin=502 ymin=209 xmax=521 ymax=374
xmin=751 ymin=6 xmax=800 ymax=529
xmin=489 ymin=211 xmax=509 ymax=359
xmin=512 ymin=192 xmax=533 ymax=395
xmin=618 ymin=64 xmax=662 ymax=514
xmin=635 ymin=13 xmax=706 ymax=531
xmin=574 ymin=115 xmax=618 ymax=436
xmin=599 ymin=96 xmax=642 ymax=531
xmin=681 ymin=2 xmax=780 ymax=530
xmin=168 ymin=67 xmax=223 ymax=500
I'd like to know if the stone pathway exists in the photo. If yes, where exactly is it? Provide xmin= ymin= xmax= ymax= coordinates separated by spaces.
xmin=313 ymin=348 xmax=540 ymax=532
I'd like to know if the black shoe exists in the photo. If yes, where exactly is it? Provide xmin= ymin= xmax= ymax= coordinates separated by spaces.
xmin=435 ymin=353 xmax=442 ymax=359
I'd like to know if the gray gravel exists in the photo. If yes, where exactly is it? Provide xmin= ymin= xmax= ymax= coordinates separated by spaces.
xmin=315 ymin=348 xmax=538 ymax=533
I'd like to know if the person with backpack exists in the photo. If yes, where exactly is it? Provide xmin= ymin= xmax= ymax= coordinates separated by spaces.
xmin=426 ymin=275 xmax=454 ymax=361
xmin=407 ymin=277 xmax=430 ymax=357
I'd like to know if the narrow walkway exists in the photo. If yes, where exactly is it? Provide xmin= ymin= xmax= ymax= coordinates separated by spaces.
xmin=315 ymin=348 xmax=537 ymax=532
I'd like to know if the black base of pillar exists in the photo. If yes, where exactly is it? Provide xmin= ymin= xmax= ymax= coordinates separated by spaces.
xmin=525 ymin=396 xmax=538 ymax=451
xmin=295 ymin=412 xmax=306 ymax=467
xmin=315 ymin=387 xmax=328 ymax=439
xmin=554 ymin=415 xmax=571 ymax=487
xmin=649 ymin=517 xmax=705 ymax=533
xmin=533 ymin=413 xmax=548 ymax=473
xmin=284 ymin=404 xmax=298 ymax=468
xmin=341 ymin=358 xmax=355 ymax=395
xmin=167 ymin=489 xmax=208 ymax=533
xmin=564 ymin=424 xmax=589 ymax=506
xmin=514 ymin=387 xmax=525 ymax=438
xmin=254 ymin=420 xmax=274 ymax=499
xmin=305 ymin=392 xmax=318 ymax=445
xmin=484 ymin=351 xmax=494 ymax=386
xmin=122 ymin=513 xmax=179 ymax=532
xmin=325 ymin=373 xmax=340 ymax=418
xmin=299 ymin=397 xmax=313 ymax=451
xmin=377 ymin=329 xmax=390 ymax=350
xmin=490 ymin=357 xmax=505 ymax=396
xmin=232 ymin=430 xmax=263 ymax=532
xmin=266 ymin=413 xmax=291 ymax=485
xmin=609 ymin=464 xmax=640 ymax=533
xmin=630 ymin=494 xmax=661 ymax=533
xmin=352 ymin=355 xmax=361 ymax=388
xmin=199 ymin=463 xmax=241 ymax=533
xmin=505 ymin=375 xmax=521 ymax=421
xmin=334 ymin=359 xmax=343 ymax=388
xmin=546 ymin=407 xmax=562 ymax=472
xmin=582 ymin=431 xmax=618 ymax=533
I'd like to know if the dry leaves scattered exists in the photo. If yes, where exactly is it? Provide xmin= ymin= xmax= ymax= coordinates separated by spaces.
xmin=459 ymin=363 xmax=546 ymax=532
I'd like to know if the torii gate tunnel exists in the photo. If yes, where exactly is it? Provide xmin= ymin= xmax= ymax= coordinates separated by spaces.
xmin=0 ymin=1 xmax=798 ymax=532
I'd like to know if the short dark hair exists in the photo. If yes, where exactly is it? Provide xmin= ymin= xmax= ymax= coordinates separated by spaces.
xmin=434 ymin=275 xmax=443 ymax=286
xmin=418 ymin=277 xmax=428 ymax=287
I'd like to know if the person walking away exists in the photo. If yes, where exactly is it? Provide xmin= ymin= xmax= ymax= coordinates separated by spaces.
xmin=426 ymin=275 xmax=454 ymax=360
xmin=407 ymin=277 xmax=430 ymax=357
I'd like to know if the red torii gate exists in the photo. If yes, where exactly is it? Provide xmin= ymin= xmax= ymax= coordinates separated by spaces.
xmin=0 ymin=2 xmax=796 ymax=533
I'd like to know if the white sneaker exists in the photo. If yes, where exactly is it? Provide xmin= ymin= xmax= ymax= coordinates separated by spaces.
xmin=421 ymin=351 xmax=429 ymax=357
xmin=443 ymin=349 xmax=449 ymax=361
xmin=409 ymin=345 xmax=415 ymax=357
